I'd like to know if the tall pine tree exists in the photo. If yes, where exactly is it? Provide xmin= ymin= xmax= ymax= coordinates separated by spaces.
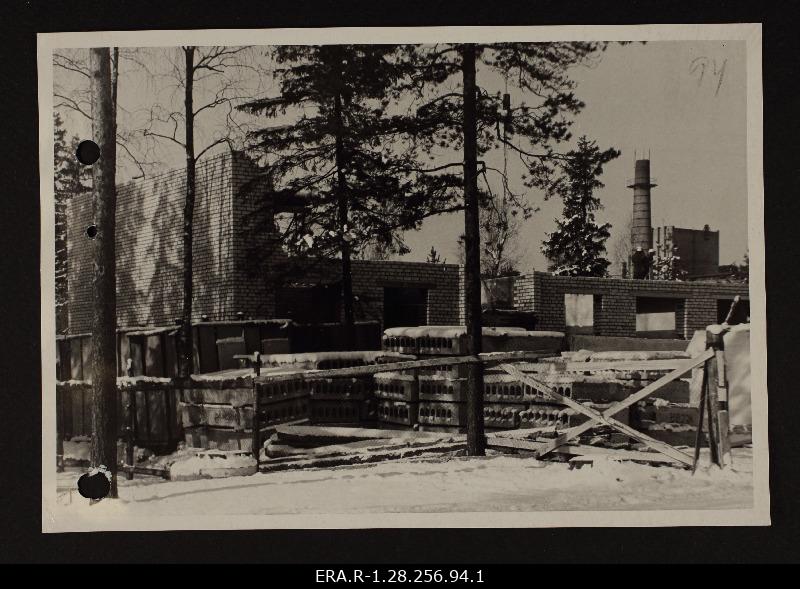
xmin=541 ymin=136 xmax=619 ymax=276
xmin=401 ymin=42 xmax=615 ymax=455
xmin=239 ymin=45 xmax=458 ymax=348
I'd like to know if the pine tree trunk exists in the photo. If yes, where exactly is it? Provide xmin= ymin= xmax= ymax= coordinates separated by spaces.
xmin=178 ymin=46 xmax=196 ymax=379
xmin=333 ymin=91 xmax=356 ymax=350
xmin=461 ymin=44 xmax=486 ymax=456
xmin=89 ymin=47 xmax=119 ymax=497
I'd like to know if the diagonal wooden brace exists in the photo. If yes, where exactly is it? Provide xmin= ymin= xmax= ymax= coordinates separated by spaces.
xmin=500 ymin=350 xmax=714 ymax=467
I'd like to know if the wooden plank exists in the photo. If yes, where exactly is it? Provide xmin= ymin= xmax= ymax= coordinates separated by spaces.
xmin=500 ymin=361 xmax=699 ymax=466
xmin=253 ymin=351 xmax=547 ymax=384
xmin=498 ymin=365 xmax=610 ymax=458
xmin=274 ymin=424 xmax=452 ymax=448
xmin=604 ymin=417 xmax=693 ymax=466
xmin=183 ymin=387 xmax=254 ymax=406
xmin=259 ymin=441 xmax=466 ymax=473
xmin=147 ymin=389 xmax=167 ymax=442
xmin=486 ymin=437 xmax=681 ymax=465
xmin=600 ymin=349 xmax=714 ymax=417
xmin=181 ymin=403 xmax=255 ymax=430
xmin=705 ymin=352 xmax=722 ymax=466
xmin=556 ymin=359 xmax=692 ymax=373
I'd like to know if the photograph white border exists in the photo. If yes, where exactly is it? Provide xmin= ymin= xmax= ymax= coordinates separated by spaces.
xmin=38 ymin=23 xmax=767 ymax=532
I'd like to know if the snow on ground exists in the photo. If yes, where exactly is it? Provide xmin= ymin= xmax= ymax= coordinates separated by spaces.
xmin=53 ymin=448 xmax=753 ymax=518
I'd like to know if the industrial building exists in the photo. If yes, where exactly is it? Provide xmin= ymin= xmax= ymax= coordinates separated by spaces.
xmin=627 ymin=157 xmax=723 ymax=280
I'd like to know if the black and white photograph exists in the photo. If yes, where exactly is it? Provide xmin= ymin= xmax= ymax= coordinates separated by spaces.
xmin=38 ymin=24 xmax=767 ymax=531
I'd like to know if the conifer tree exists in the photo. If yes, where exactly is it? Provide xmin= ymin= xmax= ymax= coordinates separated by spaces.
xmin=404 ymin=42 xmax=615 ymax=454
xmin=541 ymin=136 xmax=619 ymax=277
xmin=239 ymin=45 xmax=458 ymax=348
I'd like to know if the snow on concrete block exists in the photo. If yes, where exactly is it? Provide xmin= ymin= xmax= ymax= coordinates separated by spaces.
xmin=169 ymin=449 xmax=257 ymax=481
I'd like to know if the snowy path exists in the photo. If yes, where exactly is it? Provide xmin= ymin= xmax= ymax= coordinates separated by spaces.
xmin=53 ymin=449 xmax=753 ymax=517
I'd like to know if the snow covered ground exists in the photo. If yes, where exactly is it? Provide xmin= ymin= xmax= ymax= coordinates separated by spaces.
xmin=51 ymin=448 xmax=753 ymax=523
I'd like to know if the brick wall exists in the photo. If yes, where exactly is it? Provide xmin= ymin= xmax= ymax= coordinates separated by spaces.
xmin=500 ymin=272 xmax=748 ymax=339
xmin=66 ymin=152 xmax=464 ymax=334
xmin=67 ymin=151 xmax=278 ymax=333
xmin=350 ymin=260 xmax=463 ymax=329
xmin=230 ymin=155 xmax=286 ymax=320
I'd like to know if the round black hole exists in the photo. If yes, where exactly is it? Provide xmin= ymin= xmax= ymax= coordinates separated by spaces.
xmin=76 ymin=140 xmax=100 ymax=165
xmin=77 ymin=469 xmax=110 ymax=500
xmin=86 ymin=225 xmax=98 ymax=239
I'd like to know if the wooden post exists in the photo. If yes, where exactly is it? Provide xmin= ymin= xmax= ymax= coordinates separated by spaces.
xmin=691 ymin=363 xmax=708 ymax=474
xmin=461 ymin=43 xmax=486 ymax=456
xmin=125 ymin=359 xmax=135 ymax=480
xmin=706 ymin=325 xmax=730 ymax=466
xmin=56 ymin=386 xmax=64 ymax=473
xmin=708 ymin=329 xmax=731 ymax=466
xmin=252 ymin=352 xmax=261 ymax=468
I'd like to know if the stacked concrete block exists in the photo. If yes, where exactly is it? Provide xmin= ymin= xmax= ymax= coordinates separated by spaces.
xmin=419 ymin=376 xmax=467 ymax=402
xmin=418 ymin=401 xmax=467 ymax=428
xmin=306 ymin=375 xmax=375 ymax=425
xmin=377 ymin=400 xmax=418 ymax=426
xmin=629 ymin=398 xmax=700 ymax=446
xmin=519 ymin=404 xmax=570 ymax=429
xmin=483 ymin=403 xmax=526 ymax=429
xmin=260 ymin=351 xmax=411 ymax=427
xmin=374 ymin=371 xmax=418 ymax=402
xmin=380 ymin=326 xmax=565 ymax=431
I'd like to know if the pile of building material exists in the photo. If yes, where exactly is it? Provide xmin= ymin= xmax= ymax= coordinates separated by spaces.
xmin=378 ymin=326 xmax=565 ymax=432
xmin=258 ymin=424 xmax=466 ymax=472
xmin=180 ymin=351 xmax=415 ymax=451
xmin=510 ymin=349 xmax=696 ymax=447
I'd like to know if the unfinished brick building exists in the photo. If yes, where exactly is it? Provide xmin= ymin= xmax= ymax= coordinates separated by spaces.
xmin=65 ymin=151 xmax=463 ymax=335
xmin=60 ymin=151 xmax=749 ymax=378
xmin=60 ymin=151 xmax=463 ymax=377
xmin=483 ymin=272 xmax=749 ymax=342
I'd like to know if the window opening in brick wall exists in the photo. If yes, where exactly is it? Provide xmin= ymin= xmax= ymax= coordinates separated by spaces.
xmin=383 ymin=287 xmax=428 ymax=329
xmin=717 ymin=298 xmax=750 ymax=325
xmin=564 ymin=293 xmax=594 ymax=335
xmin=635 ymin=297 xmax=683 ymax=339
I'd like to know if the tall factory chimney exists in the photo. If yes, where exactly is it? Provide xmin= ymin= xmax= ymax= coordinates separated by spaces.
xmin=628 ymin=158 xmax=657 ymax=250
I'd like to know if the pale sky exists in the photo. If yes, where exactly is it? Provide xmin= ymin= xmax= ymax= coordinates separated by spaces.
xmin=402 ymin=41 xmax=748 ymax=269
xmin=55 ymin=40 xmax=748 ymax=269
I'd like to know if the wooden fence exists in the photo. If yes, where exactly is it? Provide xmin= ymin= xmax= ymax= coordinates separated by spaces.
xmin=56 ymin=378 xmax=182 ymax=452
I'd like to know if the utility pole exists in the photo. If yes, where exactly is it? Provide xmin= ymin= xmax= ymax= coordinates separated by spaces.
xmin=89 ymin=47 xmax=119 ymax=497
xmin=461 ymin=44 xmax=486 ymax=456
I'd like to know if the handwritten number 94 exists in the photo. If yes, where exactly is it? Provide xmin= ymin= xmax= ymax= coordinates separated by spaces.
xmin=690 ymin=56 xmax=727 ymax=96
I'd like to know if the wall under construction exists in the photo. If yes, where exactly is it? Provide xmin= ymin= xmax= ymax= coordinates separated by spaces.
xmin=498 ymin=272 xmax=748 ymax=339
